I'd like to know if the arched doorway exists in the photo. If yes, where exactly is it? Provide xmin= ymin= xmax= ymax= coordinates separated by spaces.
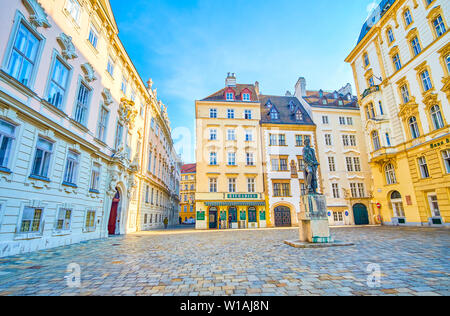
xmin=209 ymin=207 xmax=218 ymax=229
xmin=390 ymin=191 xmax=405 ymax=217
xmin=274 ymin=206 xmax=291 ymax=227
xmin=353 ymin=203 xmax=369 ymax=225
xmin=108 ymin=188 xmax=120 ymax=235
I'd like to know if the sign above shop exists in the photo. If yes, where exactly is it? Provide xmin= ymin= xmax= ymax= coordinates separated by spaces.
xmin=226 ymin=194 xmax=259 ymax=199
xmin=430 ymin=138 xmax=449 ymax=149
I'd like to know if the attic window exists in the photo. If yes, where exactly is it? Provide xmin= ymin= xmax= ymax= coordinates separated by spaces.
xmin=322 ymin=99 xmax=327 ymax=105
xmin=295 ymin=110 xmax=303 ymax=121
xmin=270 ymin=108 xmax=279 ymax=120
xmin=289 ymin=101 xmax=295 ymax=112
xmin=242 ymin=93 xmax=250 ymax=101
xmin=338 ymin=100 xmax=344 ymax=106
xmin=266 ymin=100 xmax=272 ymax=108
xmin=226 ymin=92 xmax=234 ymax=101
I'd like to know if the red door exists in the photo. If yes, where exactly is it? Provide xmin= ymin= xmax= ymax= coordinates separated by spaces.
xmin=108 ymin=200 xmax=119 ymax=235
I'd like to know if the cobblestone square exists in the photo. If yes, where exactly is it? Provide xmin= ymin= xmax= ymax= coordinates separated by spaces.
xmin=0 ymin=226 xmax=448 ymax=296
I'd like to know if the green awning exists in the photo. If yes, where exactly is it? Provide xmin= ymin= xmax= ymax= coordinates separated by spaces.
xmin=204 ymin=202 xmax=266 ymax=207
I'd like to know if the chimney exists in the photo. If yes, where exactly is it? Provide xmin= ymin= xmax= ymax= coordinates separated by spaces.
xmin=254 ymin=81 xmax=260 ymax=95
xmin=225 ymin=72 xmax=236 ymax=87
xmin=294 ymin=77 xmax=307 ymax=98
xmin=285 ymin=90 xmax=292 ymax=96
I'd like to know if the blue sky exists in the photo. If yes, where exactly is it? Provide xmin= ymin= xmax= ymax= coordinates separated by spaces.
xmin=110 ymin=0 xmax=378 ymax=163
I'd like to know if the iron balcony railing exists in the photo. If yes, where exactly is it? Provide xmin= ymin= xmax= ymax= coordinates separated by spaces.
xmin=361 ymin=85 xmax=380 ymax=99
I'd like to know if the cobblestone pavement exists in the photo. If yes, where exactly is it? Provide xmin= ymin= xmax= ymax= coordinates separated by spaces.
xmin=0 ymin=226 xmax=448 ymax=296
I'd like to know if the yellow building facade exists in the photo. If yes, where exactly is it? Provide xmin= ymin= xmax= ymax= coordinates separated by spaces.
xmin=345 ymin=0 xmax=449 ymax=227
xmin=195 ymin=74 xmax=268 ymax=230
xmin=179 ymin=164 xmax=196 ymax=223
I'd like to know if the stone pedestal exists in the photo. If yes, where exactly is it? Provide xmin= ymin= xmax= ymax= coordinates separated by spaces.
xmin=298 ymin=194 xmax=333 ymax=243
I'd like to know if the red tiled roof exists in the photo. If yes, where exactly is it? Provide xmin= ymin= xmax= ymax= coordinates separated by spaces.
xmin=201 ymin=84 xmax=259 ymax=102
xmin=181 ymin=163 xmax=196 ymax=174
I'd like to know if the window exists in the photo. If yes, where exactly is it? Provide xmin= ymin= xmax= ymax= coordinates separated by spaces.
xmin=433 ymin=15 xmax=446 ymax=37
xmin=227 ymin=129 xmax=236 ymax=141
xmin=421 ymin=70 xmax=432 ymax=92
xmin=393 ymin=54 xmax=402 ymax=71
xmin=74 ymin=83 xmax=90 ymax=125
xmin=47 ymin=58 xmax=70 ymax=109
xmin=88 ymin=25 xmax=99 ymax=49
xmin=404 ymin=9 xmax=412 ymax=26
xmin=333 ymin=212 xmax=344 ymax=222
xmin=227 ymin=109 xmax=234 ymax=119
xmin=342 ymin=135 xmax=349 ymax=147
xmin=209 ymin=108 xmax=217 ymax=118
xmin=121 ymin=77 xmax=127 ymax=94
xmin=278 ymin=134 xmax=286 ymax=146
xmin=280 ymin=158 xmax=288 ymax=171
xmin=387 ymin=28 xmax=395 ymax=43
xmin=244 ymin=110 xmax=252 ymax=119
xmin=226 ymin=92 xmax=234 ymax=101
xmin=85 ymin=210 xmax=96 ymax=231
xmin=368 ymin=76 xmax=375 ymax=87
xmin=347 ymin=117 xmax=353 ymax=125
xmin=332 ymin=183 xmax=340 ymax=198
xmin=0 ymin=120 xmax=15 ymax=169
xmin=90 ymin=162 xmax=100 ymax=191
xmin=210 ymin=152 xmax=217 ymax=165
xmin=273 ymin=182 xmax=290 ymax=197
xmin=209 ymin=178 xmax=217 ymax=193
xmin=300 ymin=183 xmax=307 ymax=196
xmin=324 ymin=134 xmax=332 ymax=146
xmin=391 ymin=191 xmax=405 ymax=217
xmin=246 ymin=153 xmax=254 ymax=166
xmin=242 ymin=93 xmax=250 ymax=101
xmin=358 ymin=183 xmax=365 ymax=197
xmin=418 ymin=156 xmax=430 ymax=178
xmin=328 ymin=157 xmax=336 ymax=172
xmin=107 ymin=57 xmax=114 ymax=76
xmin=97 ymin=106 xmax=109 ymax=142
xmin=400 ymin=84 xmax=410 ymax=103
xmin=114 ymin=122 xmax=123 ymax=150
xmin=31 ymin=137 xmax=53 ymax=178
xmin=443 ymin=150 xmax=450 ymax=174
xmin=378 ymin=101 xmax=384 ymax=115
xmin=430 ymin=105 xmax=444 ymax=130
xmin=270 ymin=108 xmax=279 ymax=120
xmin=339 ymin=117 xmax=346 ymax=125
xmin=63 ymin=150 xmax=79 ymax=185
xmin=446 ymin=54 xmax=450 ymax=74
xmin=20 ymin=207 xmax=42 ymax=233
xmin=269 ymin=134 xmax=277 ymax=146
xmin=350 ymin=135 xmax=357 ymax=146
xmin=428 ymin=195 xmax=441 ymax=217
xmin=411 ymin=37 xmax=421 ymax=56
xmin=66 ymin=0 xmax=81 ymax=22
xmin=295 ymin=110 xmax=303 ymax=121
xmin=228 ymin=152 xmax=236 ymax=166
xmin=7 ymin=23 xmax=40 ymax=86
xmin=247 ymin=178 xmax=255 ymax=193
xmin=209 ymin=129 xmax=217 ymax=141
xmin=322 ymin=116 xmax=329 ymax=124
xmin=56 ymin=209 xmax=72 ymax=231
xmin=363 ymin=53 xmax=370 ymax=67
xmin=409 ymin=116 xmax=420 ymax=139
xmin=385 ymin=163 xmax=397 ymax=184
xmin=298 ymin=158 xmax=305 ymax=171
xmin=372 ymin=131 xmax=381 ymax=151
xmin=295 ymin=135 xmax=303 ymax=147
xmin=245 ymin=130 xmax=253 ymax=142
xmin=354 ymin=157 xmax=361 ymax=172
xmin=346 ymin=157 xmax=354 ymax=172
xmin=350 ymin=183 xmax=358 ymax=198
xmin=228 ymin=178 xmax=236 ymax=193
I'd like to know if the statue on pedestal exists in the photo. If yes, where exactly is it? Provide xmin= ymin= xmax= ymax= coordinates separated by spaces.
xmin=302 ymin=138 xmax=319 ymax=194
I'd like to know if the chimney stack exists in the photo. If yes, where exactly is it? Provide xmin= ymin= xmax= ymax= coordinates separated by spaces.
xmin=225 ymin=72 xmax=237 ymax=87
xmin=254 ymin=81 xmax=260 ymax=95
xmin=294 ymin=77 xmax=307 ymax=98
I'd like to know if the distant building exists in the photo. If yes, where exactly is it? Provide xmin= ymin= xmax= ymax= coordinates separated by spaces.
xmin=180 ymin=163 xmax=196 ymax=223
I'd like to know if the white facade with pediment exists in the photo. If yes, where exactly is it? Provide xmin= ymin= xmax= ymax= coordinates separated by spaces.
xmin=0 ymin=0 xmax=180 ymax=257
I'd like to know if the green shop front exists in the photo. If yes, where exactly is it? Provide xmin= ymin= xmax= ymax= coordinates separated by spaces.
xmin=195 ymin=194 xmax=267 ymax=230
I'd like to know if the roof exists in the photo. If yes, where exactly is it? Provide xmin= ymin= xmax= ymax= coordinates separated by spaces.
xmin=181 ymin=163 xmax=196 ymax=174
xmin=259 ymin=95 xmax=315 ymax=126
xmin=303 ymin=90 xmax=359 ymax=110
xmin=201 ymin=84 xmax=259 ymax=102
xmin=356 ymin=0 xmax=396 ymax=44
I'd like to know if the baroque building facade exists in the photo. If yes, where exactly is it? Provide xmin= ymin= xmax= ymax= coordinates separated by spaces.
xmin=345 ymin=0 xmax=449 ymax=227
xmin=294 ymin=79 xmax=374 ymax=226
xmin=0 ymin=0 xmax=180 ymax=257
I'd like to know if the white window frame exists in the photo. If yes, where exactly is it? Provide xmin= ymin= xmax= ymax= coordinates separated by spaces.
xmin=65 ymin=0 xmax=81 ymax=23
xmin=442 ymin=149 xmax=450 ymax=174
xmin=55 ymin=208 xmax=72 ymax=231
xmin=47 ymin=56 xmax=71 ymax=109
xmin=73 ymin=80 xmax=91 ymax=126
xmin=88 ymin=24 xmax=99 ymax=49
xmin=0 ymin=119 xmax=16 ymax=170
xmin=63 ymin=150 xmax=80 ymax=185
xmin=90 ymin=162 xmax=101 ymax=192
xmin=31 ymin=137 xmax=54 ymax=179
xmin=84 ymin=209 xmax=97 ymax=232
xmin=428 ymin=194 xmax=441 ymax=217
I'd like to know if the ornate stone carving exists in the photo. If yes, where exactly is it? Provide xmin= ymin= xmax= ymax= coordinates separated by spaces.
xmin=118 ymin=98 xmax=138 ymax=130
xmin=57 ymin=33 xmax=78 ymax=60
xmin=102 ymin=88 xmax=113 ymax=106
xmin=81 ymin=63 xmax=97 ymax=82
xmin=398 ymin=98 xmax=419 ymax=120
xmin=147 ymin=78 xmax=153 ymax=89
xmin=22 ymin=0 xmax=51 ymax=28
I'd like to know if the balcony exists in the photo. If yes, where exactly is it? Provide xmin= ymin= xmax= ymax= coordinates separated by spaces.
xmin=361 ymin=85 xmax=380 ymax=100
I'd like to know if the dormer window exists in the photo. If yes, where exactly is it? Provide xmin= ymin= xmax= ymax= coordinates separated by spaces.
xmin=288 ymin=101 xmax=295 ymax=112
xmin=266 ymin=100 xmax=272 ymax=108
xmin=295 ymin=110 xmax=303 ymax=121
xmin=270 ymin=108 xmax=279 ymax=120
xmin=322 ymin=99 xmax=327 ymax=105
xmin=319 ymin=90 xmax=323 ymax=98
xmin=338 ymin=100 xmax=344 ymax=106
xmin=242 ymin=93 xmax=250 ymax=101
xmin=226 ymin=92 xmax=234 ymax=101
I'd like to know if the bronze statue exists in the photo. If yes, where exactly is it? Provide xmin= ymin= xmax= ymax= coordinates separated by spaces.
xmin=302 ymin=138 xmax=319 ymax=194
